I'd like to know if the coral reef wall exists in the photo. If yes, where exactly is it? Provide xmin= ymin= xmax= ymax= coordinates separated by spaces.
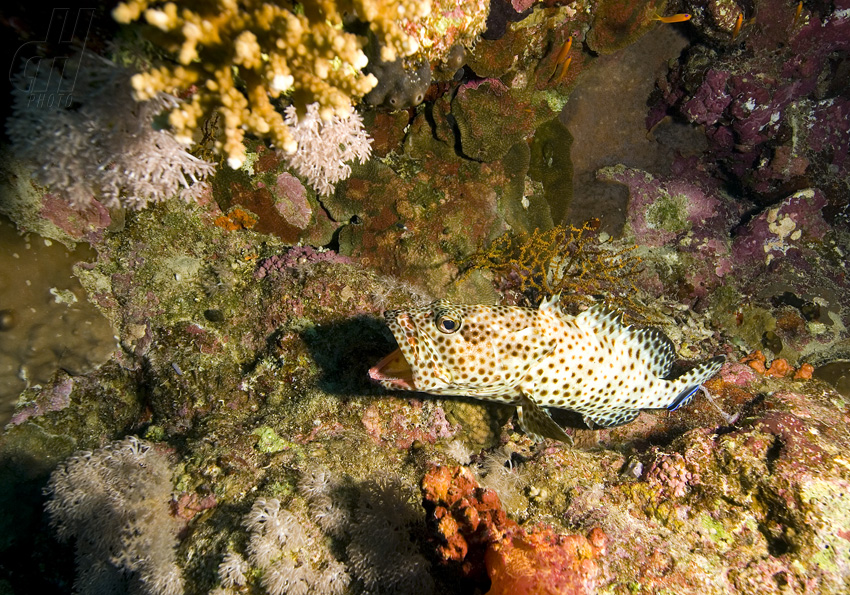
xmin=1 ymin=0 xmax=850 ymax=594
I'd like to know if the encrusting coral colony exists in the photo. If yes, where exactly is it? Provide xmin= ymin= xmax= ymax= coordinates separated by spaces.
xmin=2 ymin=0 xmax=850 ymax=594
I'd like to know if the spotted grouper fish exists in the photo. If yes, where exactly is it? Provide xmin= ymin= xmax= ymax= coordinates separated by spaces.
xmin=368 ymin=296 xmax=724 ymax=443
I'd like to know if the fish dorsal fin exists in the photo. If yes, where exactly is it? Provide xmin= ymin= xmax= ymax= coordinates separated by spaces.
xmin=577 ymin=305 xmax=676 ymax=378
xmin=575 ymin=304 xmax=627 ymax=341
xmin=539 ymin=294 xmax=563 ymax=314
xmin=625 ymin=327 xmax=676 ymax=378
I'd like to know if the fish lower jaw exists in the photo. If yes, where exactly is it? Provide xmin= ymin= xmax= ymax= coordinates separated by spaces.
xmin=368 ymin=348 xmax=416 ymax=391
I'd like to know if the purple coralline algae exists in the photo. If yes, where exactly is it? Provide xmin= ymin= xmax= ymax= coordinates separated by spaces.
xmin=599 ymin=156 xmax=847 ymax=319
xmin=9 ymin=375 xmax=74 ymax=426
xmin=361 ymin=399 xmax=458 ymax=450
xmin=601 ymin=161 xmax=742 ymax=248
xmin=731 ymin=188 xmax=830 ymax=267
xmin=255 ymin=246 xmax=354 ymax=279
xmin=644 ymin=451 xmax=700 ymax=499
xmin=270 ymin=173 xmax=313 ymax=230
xmin=38 ymin=193 xmax=112 ymax=243
xmin=657 ymin=0 xmax=850 ymax=200
xmin=679 ymin=69 xmax=732 ymax=127
xmin=598 ymin=161 xmax=746 ymax=298
xmin=718 ymin=361 xmax=760 ymax=387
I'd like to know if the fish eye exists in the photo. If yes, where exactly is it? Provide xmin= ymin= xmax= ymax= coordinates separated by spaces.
xmin=436 ymin=315 xmax=460 ymax=334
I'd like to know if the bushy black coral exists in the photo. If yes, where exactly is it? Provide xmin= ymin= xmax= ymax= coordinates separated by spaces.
xmin=7 ymin=51 xmax=213 ymax=210
xmin=44 ymin=437 xmax=184 ymax=595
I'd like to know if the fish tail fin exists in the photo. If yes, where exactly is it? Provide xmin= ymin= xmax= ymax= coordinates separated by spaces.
xmin=666 ymin=356 xmax=725 ymax=411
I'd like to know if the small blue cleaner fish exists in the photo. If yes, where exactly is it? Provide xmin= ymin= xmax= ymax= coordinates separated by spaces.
xmin=369 ymin=296 xmax=724 ymax=443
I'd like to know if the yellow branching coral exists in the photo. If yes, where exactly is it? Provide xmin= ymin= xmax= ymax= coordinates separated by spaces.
xmin=113 ymin=0 xmax=431 ymax=168
xmin=460 ymin=222 xmax=644 ymax=312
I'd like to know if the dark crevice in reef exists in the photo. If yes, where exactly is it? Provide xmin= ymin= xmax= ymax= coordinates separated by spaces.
xmin=765 ymin=435 xmax=783 ymax=474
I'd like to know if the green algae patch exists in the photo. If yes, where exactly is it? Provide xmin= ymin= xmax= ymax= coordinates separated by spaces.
xmin=452 ymin=82 xmax=559 ymax=163
xmin=699 ymin=513 xmax=734 ymax=548
xmin=801 ymin=479 xmax=850 ymax=574
xmin=645 ymin=191 xmax=690 ymax=233
xmin=721 ymin=306 xmax=777 ymax=355
xmin=144 ymin=425 xmax=167 ymax=442
xmin=252 ymin=426 xmax=295 ymax=454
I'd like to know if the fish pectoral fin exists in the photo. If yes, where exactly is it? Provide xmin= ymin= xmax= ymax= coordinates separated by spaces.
xmin=584 ymin=409 xmax=640 ymax=428
xmin=516 ymin=394 xmax=573 ymax=444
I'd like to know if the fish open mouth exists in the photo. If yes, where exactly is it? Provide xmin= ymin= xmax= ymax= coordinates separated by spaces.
xmin=368 ymin=348 xmax=416 ymax=390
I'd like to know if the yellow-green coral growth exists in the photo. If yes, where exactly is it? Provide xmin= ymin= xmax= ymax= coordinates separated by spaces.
xmin=113 ymin=0 xmax=431 ymax=167
xmin=460 ymin=222 xmax=643 ymax=311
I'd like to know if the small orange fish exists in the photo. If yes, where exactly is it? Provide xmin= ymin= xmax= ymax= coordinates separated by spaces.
xmin=549 ymin=36 xmax=573 ymax=84
xmin=732 ymin=12 xmax=743 ymax=39
xmin=792 ymin=1 xmax=803 ymax=26
xmin=654 ymin=13 xmax=691 ymax=23
xmin=555 ymin=35 xmax=572 ymax=66
xmin=555 ymin=57 xmax=572 ymax=84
